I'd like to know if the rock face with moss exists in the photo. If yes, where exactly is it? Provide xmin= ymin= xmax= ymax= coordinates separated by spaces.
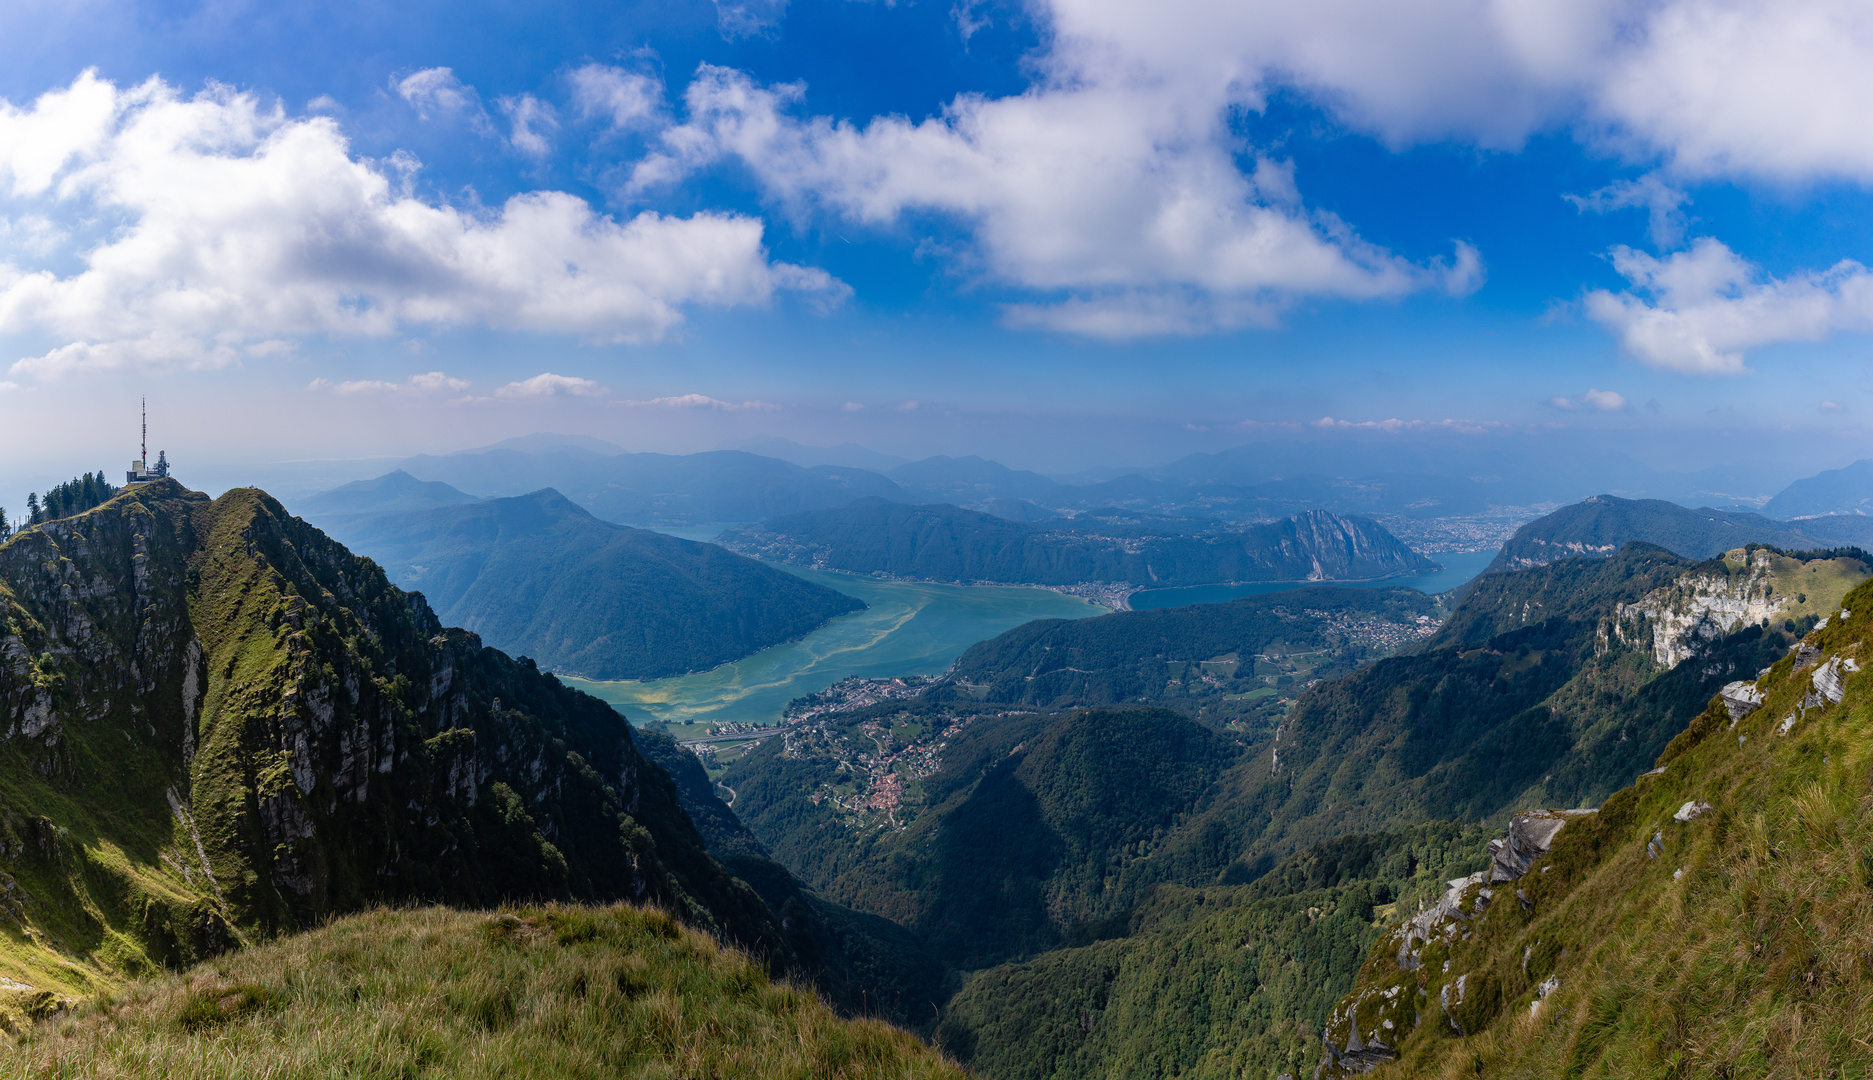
xmin=0 ymin=480 xmax=782 ymax=996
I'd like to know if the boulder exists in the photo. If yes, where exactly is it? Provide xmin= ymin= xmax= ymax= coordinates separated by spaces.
xmin=1719 ymin=681 xmax=1765 ymax=723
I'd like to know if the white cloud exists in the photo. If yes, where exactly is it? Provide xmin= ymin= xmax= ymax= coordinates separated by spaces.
xmin=1310 ymin=416 xmax=1505 ymax=434
xmin=842 ymin=400 xmax=864 ymax=411
xmin=408 ymin=370 xmax=470 ymax=391
xmin=1041 ymin=0 xmax=1873 ymax=184
xmin=499 ymin=94 xmax=558 ymax=157
xmin=1566 ymin=175 xmax=1690 ymax=249
xmin=714 ymin=0 xmax=788 ymax=39
xmin=1821 ymin=400 xmax=1846 ymax=411
xmin=620 ymin=393 xmax=778 ymax=410
xmin=395 ymin=67 xmax=489 ymax=130
xmin=497 ymin=373 xmax=607 ymax=398
xmin=0 ymin=73 xmax=845 ymax=378
xmin=570 ymin=66 xmax=663 ymax=131
xmin=309 ymin=370 xmax=471 ymax=394
xmin=633 ymin=66 xmax=1479 ymax=337
xmin=1583 ymin=238 xmax=1873 ymax=375
xmin=0 ymin=380 xmax=18 ymax=392
xmin=1548 ymin=388 xmax=1630 ymax=411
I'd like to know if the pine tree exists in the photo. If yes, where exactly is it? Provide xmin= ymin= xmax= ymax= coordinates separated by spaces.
xmin=0 ymin=505 xmax=10 ymax=539
xmin=26 ymin=493 xmax=40 ymax=525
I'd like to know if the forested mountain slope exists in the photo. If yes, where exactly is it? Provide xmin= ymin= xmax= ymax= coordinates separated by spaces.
xmin=936 ymin=585 xmax=1439 ymax=731
xmin=306 ymin=487 xmax=863 ymax=680
xmin=725 ymin=545 xmax=1866 ymax=969
xmin=0 ymin=481 xmax=813 ymax=1003
xmin=1486 ymin=494 xmax=1873 ymax=573
xmin=721 ymin=498 xmax=1438 ymax=587
xmin=1316 ymin=579 xmax=1873 ymax=1079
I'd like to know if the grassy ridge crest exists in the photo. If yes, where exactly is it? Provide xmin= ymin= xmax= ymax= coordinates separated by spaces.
xmin=7 ymin=903 xmax=966 ymax=1079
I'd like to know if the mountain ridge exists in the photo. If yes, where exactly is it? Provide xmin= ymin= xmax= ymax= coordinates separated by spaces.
xmin=720 ymin=499 xmax=1439 ymax=588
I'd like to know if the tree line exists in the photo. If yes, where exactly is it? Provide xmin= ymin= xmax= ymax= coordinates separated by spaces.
xmin=0 ymin=471 xmax=121 ymax=539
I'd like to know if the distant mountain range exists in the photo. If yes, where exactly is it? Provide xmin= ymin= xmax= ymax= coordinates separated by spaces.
xmin=719 ymin=499 xmax=1439 ymax=587
xmin=1763 ymin=457 xmax=1873 ymax=518
xmin=296 ymin=472 xmax=863 ymax=680
xmin=1486 ymin=494 xmax=1873 ymax=573
xmin=377 ymin=433 xmax=1833 ymax=529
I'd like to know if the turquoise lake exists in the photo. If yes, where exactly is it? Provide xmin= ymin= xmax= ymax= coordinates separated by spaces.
xmin=561 ymin=566 xmax=1103 ymax=728
xmin=1126 ymin=548 xmax=1500 ymax=611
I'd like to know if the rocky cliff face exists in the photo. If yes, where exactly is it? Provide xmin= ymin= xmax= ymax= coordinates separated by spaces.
xmin=0 ymin=481 xmax=783 ymax=997
xmin=1606 ymin=547 xmax=1867 ymax=669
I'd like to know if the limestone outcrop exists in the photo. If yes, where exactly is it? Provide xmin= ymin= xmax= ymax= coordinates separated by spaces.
xmin=1316 ymin=809 xmax=1592 ymax=1078
xmin=1612 ymin=549 xmax=1788 ymax=669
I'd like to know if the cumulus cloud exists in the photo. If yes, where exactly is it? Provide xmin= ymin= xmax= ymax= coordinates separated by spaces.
xmin=499 ymin=93 xmax=558 ymax=157
xmin=619 ymin=393 xmax=778 ymax=410
xmin=632 ymin=66 xmax=1480 ymax=337
xmin=1582 ymin=238 xmax=1873 ymax=375
xmin=570 ymin=65 xmax=663 ymax=131
xmin=1041 ymin=0 xmax=1873 ymax=183
xmin=497 ymin=373 xmax=608 ymax=398
xmin=1548 ymin=388 xmax=1631 ymax=411
xmin=611 ymin=0 xmax=1873 ymax=344
xmin=0 ymin=72 xmax=844 ymax=378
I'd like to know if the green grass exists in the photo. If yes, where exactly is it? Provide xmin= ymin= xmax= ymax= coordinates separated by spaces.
xmin=3 ymin=905 xmax=966 ymax=1080
xmin=1319 ymin=574 xmax=1873 ymax=1079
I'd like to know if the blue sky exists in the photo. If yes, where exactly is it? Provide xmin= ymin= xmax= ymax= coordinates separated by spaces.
xmin=4 ymin=0 xmax=1873 ymax=487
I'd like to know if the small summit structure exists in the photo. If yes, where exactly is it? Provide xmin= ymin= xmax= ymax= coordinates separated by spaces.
xmin=125 ymin=398 xmax=170 ymax=485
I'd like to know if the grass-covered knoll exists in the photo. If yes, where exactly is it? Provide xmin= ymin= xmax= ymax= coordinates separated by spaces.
xmin=938 ymin=585 xmax=1440 ymax=732
xmin=307 ymin=486 xmax=863 ymax=681
xmin=721 ymin=498 xmax=1437 ymax=587
xmin=937 ymin=824 xmax=1491 ymax=1080
xmin=1319 ymin=576 xmax=1873 ymax=1080
xmin=9 ymin=904 xmax=965 ymax=1080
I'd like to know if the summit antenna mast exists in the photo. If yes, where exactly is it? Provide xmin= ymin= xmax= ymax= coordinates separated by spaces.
xmin=141 ymin=398 xmax=147 ymax=466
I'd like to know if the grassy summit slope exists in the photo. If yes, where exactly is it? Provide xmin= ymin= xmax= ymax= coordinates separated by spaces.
xmin=1318 ymin=577 xmax=1873 ymax=1080
xmin=311 ymin=487 xmax=864 ymax=680
xmin=0 ymin=480 xmax=790 ymax=1006
xmin=10 ymin=904 xmax=965 ymax=1080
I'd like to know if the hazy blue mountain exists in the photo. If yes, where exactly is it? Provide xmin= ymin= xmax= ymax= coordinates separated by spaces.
xmin=1486 ymin=494 xmax=1873 ymax=573
xmin=477 ymin=432 xmax=628 ymax=455
xmin=397 ymin=447 xmax=904 ymax=526
xmin=1764 ymin=458 xmax=1873 ymax=519
xmin=887 ymin=455 xmax=1069 ymax=505
xmin=312 ymin=487 xmax=864 ymax=680
xmin=721 ymin=498 xmax=1438 ymax=586
xmin=294 ymin=468 xmax=482 ymax=521
xmin=723 ymin=436 xmax=911 ymax=473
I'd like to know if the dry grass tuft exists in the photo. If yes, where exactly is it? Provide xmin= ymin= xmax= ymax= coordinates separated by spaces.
xmin=0 ymin=904 xmax=965 ymax=1080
